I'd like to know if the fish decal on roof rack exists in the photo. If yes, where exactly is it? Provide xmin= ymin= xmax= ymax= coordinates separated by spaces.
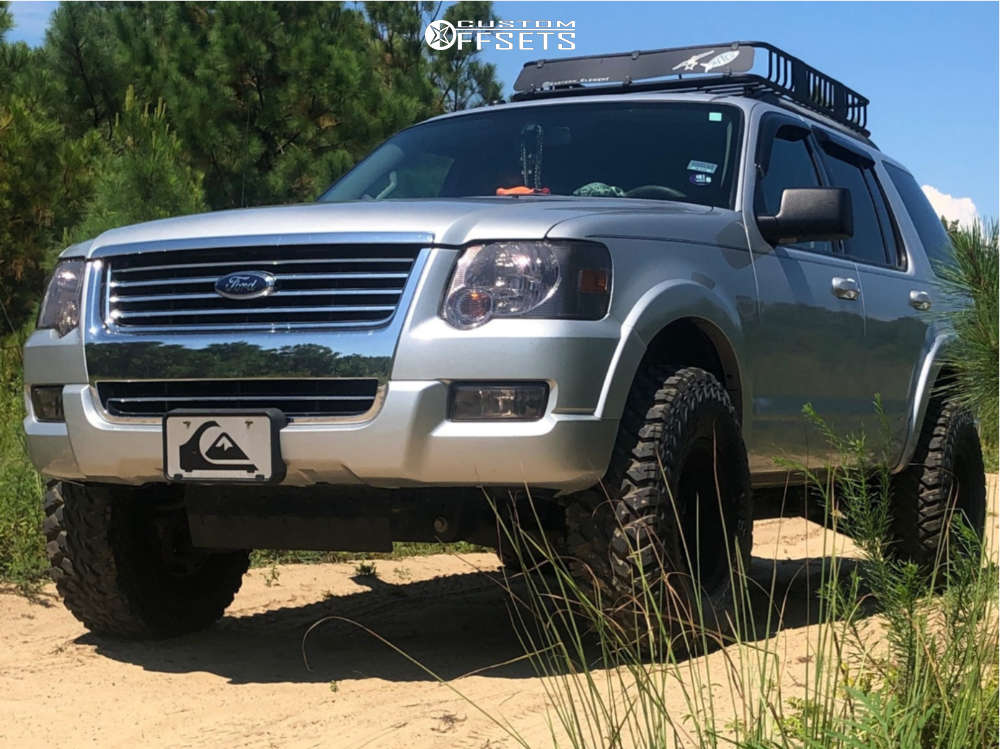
xmin=672 ymin=50 xmax=716 ymax=72
xmin=701 ymin=50 xmax=740 ymax=72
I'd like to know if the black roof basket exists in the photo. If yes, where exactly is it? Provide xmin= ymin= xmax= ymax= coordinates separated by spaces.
xmin=512 ymin=41 xmax=870 ymax=138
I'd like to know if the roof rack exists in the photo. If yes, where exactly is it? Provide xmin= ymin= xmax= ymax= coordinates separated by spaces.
xmin=512 ymin=41 xmax=870 ymax=138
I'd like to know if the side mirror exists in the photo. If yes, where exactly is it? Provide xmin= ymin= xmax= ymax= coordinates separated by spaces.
xmin=756 ymin=188 xmax=853 ymax=246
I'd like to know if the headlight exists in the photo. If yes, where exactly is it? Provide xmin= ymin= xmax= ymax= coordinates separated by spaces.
xmin=37 ymin=259 xmax=85 ymax=337
xmin=442 ymin=241 xmax=611 ymax=329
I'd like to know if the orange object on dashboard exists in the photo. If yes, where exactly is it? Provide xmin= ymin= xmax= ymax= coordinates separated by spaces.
xmin=495 ymin=186 xmax=550 ymax=195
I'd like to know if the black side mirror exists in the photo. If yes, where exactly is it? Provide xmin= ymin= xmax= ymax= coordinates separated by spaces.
xmin=756 ymin=188 xmax=853 ymax=246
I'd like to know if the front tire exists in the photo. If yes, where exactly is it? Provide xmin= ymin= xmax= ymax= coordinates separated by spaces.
xmin=44 ymin=481 xmax=249 ymax=638
xmin=890 ymin=398 xmax=986 ymax=568
xmin=563 ymin=366 xmax=752 ymax=646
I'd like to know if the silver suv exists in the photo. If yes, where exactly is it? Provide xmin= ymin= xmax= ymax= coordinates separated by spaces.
xmin=24 ymin=43 xmax=986 ymax=638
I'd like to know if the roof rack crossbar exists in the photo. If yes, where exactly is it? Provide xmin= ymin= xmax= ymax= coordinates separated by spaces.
xmin=512 ymin=41 xmax=870 ymax=137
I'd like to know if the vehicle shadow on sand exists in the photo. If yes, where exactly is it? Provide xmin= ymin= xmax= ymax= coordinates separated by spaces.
xmin=81 ymin=553 xmax=865 ymax=685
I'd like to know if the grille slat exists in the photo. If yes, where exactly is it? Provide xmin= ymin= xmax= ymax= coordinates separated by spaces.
xmin=109 ymin=271 xmax=410 ymax=289
xmin=108 ymin=395 xmax=374 ymax=403
xmin=105 ymin=244 xmax=418 ymax=331
xmin=112 ymin=257 xmax=412 ymax=274
xmin=111 ymin=288 xmax=405 ymax=303
xmin=113 ymin=304 xmax=397 ymax=319
xmin=97 ymin=379 xmax=380 ymax=418
xmin=104 ymin=320 xmax=393 ymax=332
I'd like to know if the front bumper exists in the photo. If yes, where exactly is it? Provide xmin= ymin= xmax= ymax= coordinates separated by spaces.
xmin=24 ymin=382 xmax=617 ymax=490
xmin=23 ymin=242 xmax=627 ymax=491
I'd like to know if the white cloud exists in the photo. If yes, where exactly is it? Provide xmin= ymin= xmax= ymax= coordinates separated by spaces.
xmin=921 ymin=185 xmax=979 ymax=229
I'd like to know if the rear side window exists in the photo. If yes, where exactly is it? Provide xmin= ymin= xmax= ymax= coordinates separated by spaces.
xmin=863 ymin=170 xmax=903 ymax=268
xmin=884 ymin=163 xmax=955 ymax=273
xmin=822 ymin=151 xmax=894 ymax=266
xmin=756 ymin=129 xmax=831 ymax=254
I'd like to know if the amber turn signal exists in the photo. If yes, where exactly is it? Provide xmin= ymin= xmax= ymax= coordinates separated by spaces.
xmin=578 ymin=268 xmax=610 ymax=294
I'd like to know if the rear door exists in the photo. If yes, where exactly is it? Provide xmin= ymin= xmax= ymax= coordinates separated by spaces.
xmin=815 ymin=133 xmax=932 ymax=464
xmin=745 ymin=113 xmax=869 ymax=478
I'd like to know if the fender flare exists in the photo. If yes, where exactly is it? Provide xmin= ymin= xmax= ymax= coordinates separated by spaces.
xmin=596 ymin=279 xmax=749 ymax=425
xmin=895 ymin=330 xmax=955 ymax=471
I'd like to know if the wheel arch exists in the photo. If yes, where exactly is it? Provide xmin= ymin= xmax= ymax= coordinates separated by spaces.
xmin=642 ymin=318 xmax=744 ymax=419
xmin=896 ymin=331 xmax=957 ymax=472
xmin=598 ymin=280 xmax=748 ymax=428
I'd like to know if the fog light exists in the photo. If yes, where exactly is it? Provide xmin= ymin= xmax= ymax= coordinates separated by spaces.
xmin=31 ymin=386 xmax=65 ymax=422
xmin=449 ymin=382 xmax=549 ymax=421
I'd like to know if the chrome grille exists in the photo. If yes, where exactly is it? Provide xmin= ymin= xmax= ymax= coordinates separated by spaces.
xmin=104 ymin=244 xmax=419 ymax=331
xmin=96 ymin=379 xmax=379 ymax=418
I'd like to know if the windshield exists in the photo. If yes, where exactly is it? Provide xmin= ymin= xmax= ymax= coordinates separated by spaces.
xmin=320 ymin=102 xmax=742 ymax=209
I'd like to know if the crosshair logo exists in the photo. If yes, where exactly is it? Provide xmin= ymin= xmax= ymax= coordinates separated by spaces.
xmin=424 ymin=20 xmax=456 ymax=50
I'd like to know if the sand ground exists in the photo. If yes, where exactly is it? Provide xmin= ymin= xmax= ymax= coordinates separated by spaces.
xmin=1 ymin=476 xmax=995 ymax=748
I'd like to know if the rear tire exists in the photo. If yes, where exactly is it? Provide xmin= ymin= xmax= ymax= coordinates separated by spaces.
xmin=889 ymin=398 xmax=986 ymax=568
xmin=562 ymin=366 xmax=752 ymax=647
xmin=44 ymin=481 xmax=249 ymax=638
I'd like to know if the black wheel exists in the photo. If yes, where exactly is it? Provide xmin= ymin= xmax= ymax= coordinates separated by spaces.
xmin=563 ymin=366 xmax=752 ymax=645
xmin=495 ymin=542 xmax=524 ymax=571
xmin=44 ymin=481 xmax=249 ymax=638
xmin=890 ymin=397 xmax=986 ymax=568
xmin=493 ymin=490 xmax=554 ymax=574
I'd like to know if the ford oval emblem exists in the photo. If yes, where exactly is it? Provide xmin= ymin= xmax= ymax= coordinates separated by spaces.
xmin=214 ymin=271 xmax=276 ymax=300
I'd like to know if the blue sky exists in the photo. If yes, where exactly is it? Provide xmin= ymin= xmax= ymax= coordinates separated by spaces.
xmin=8 ymin=1 xmax=997 ymax=220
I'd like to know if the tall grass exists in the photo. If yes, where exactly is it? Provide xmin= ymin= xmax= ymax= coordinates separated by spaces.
xmin=485 ymin=412 xmax=998 ymax=748
xmin=0 ymin=326 xmax=47 ymax=590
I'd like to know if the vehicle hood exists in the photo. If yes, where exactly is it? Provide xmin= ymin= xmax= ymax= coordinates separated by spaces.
xmin=62 ymin=197 xmax=728 ymax=258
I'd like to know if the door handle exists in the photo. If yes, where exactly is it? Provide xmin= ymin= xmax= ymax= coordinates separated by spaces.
xmin=831 ymin=277 xmax=860 ymax=301
xmin=909 ymin=290 xmax=933 ymax=311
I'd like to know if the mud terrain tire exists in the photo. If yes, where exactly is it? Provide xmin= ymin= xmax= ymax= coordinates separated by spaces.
xmin=44 ymin=481 xmax=249 ymax=638
xmin=890 ymin=398 xmax=986 ymax=567
xmin=563 ymin=366 xmax=752 ymax=644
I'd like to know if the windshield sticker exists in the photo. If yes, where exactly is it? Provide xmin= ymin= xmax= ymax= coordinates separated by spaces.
xmin=687 ymin=160 xmax=718 ymax=175
xmin=709 ymin=111 xmax=723 ymax=122
xmin=689 ymin=173 xmax=712 ymax=186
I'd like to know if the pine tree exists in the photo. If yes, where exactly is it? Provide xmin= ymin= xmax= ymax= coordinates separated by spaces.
xmin=42 ymin=2 xmax=502 ymax=210
xmin=0 ymin=4 xmax=92 ymax=327
xmin=427 ymin=1 xmax=503 ymax=111
xmin=72 ymin=86 xmax=207 ymax=241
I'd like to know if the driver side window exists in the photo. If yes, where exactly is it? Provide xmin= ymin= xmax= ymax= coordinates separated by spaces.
xmin=756 ymin=129 xmax=832 ymax=254
xmin=364 ymin=152 xmax=454 ymax=200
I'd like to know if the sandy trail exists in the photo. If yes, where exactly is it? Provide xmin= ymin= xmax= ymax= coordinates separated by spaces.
xmin=2 ymin=476 xmax=995 ymax=748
